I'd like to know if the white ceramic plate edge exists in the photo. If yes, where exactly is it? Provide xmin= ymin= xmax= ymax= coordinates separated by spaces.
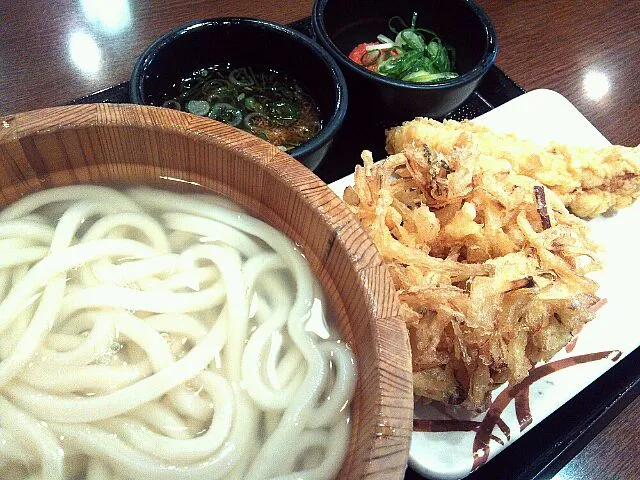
xmin=328 ymin=89 xmax=640 ymax=479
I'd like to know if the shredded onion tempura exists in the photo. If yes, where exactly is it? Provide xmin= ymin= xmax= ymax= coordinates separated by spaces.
xmin=344 ymin=142 xmax=600 ymax=411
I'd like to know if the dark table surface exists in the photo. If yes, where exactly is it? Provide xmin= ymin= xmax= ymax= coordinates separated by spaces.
xmin=1 ymin=1 xmax=639 ymax=479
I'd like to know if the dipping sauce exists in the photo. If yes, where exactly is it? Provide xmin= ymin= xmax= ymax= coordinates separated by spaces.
xmin=162 ymin=65 xmax=322 ymax=151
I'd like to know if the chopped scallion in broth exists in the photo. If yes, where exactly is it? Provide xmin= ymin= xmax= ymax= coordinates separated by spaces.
xmin=162 ymin=65 xmax=322 ymax=151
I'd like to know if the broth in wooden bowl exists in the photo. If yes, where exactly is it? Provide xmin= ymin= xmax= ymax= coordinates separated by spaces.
xmin=0 ymin=103 xmax=412 ymax=479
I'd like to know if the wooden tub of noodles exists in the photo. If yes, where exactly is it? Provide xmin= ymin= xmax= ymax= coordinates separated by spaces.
xmin=0 ymin=104 xmax=413 ymax=479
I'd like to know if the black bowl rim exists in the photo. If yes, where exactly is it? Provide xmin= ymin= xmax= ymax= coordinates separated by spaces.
xmin=130 ymin=17 xmax=348 ymax=160
xmin=311 ymin=0 xmax=498 ymax=90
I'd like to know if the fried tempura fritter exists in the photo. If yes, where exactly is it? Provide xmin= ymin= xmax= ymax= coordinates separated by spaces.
xmin=344 ymin=143 xmax=601 ymax=411
xmin=386 ymin=118 xmax=640 ymax=218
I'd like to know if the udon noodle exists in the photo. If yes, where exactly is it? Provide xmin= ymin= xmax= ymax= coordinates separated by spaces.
xmin=0 ymin=185 xmax=356 ymax=480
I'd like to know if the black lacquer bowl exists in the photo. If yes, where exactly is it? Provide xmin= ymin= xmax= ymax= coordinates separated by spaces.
xmin=130 ymin=17 xmax=348 ymax=171
xmin=312 ymin=0 xmax=497 ymax=120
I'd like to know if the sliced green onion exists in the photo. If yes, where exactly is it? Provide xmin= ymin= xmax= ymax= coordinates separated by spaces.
xmin=364 ymin=13 xmax=457 ymax=82
xmin=447 ymin=45 xmax=457 ymax=66
xmin=209 ymin=103 xmax=242 ymax=127
xmin=361 ymin=49 xmax=381 ymax=66
xmin=401 ymin=70 xmax=458 ymax=83
xmin=179 ymin=77 xmax=197 ymax=92
xmin=243 ymin=112 xmax=267 ymax=132
xmin=419 ymin=57 xmax=436 ymax=73
xmin=388 ymin=15 xmax=408 ymax=34
xmin=244 ymin=96 xmax=265 ymax=113
xmin=178 ymin=78 xmax=207 ymax=101
xmin=160 ymin=65 xmax=320 ymax=151
xmin=267 ymin=101 xmax=300 ymax=125
xmin=426 ymin=39 xmax=442 ymax=58
xmin=378 ymin=49 xmax=422 ymax=77
xmin=366 ymin=42 xmax=395 ymax=51
xmin=414 ymin=27 xmax=439 ymax=40
xmin=400 ymin=30 xmax=425 ymax=50
xmin=161 ymin=100 xmax=181 ymax=111
xmin=201 ymin=79 xmax=233 ymax=96
xmin=186 ymin=100 xmax=210 ymax=116
xmin=229 ymin=68 xmax=255 ymax=87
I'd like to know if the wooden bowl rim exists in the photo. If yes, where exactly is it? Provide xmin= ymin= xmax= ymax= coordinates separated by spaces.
xmin=0 ymin=102 xmax=413 ymax=477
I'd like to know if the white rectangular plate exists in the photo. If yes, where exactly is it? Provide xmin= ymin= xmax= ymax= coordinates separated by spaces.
xmin=328 ymin=89 xmax=640 ymax=479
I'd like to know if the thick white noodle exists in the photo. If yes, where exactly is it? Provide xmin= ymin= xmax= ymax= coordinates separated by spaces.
xmin=104 ymin=371 xmax=233 ymax=463
xmin=37 ymin=315 xmax=117 ymax=366
xmin=22 ymin=363 xmax=151 ymax=394
xmin=241 ymin=255 xmax=307 ymax=410
xmin=0 ymin=185 xmax=140 ymax=221
xmin=0 ymin=247 xmax=49 ymax=269
xmin=0 ymin=427 xmax=36 ymax=464
xmin=0 ymin=396 xmax=64 ymax=480
xmin=86 ymin=460 xmax=111 ymax=480
xmin=136 ymin=266 xmax=219 ymax=292
xmin=0 ymin=200 xmax=139 ymax=387
xmin=306 ymin=342 xmax=357 ymax=429
xmin=0 ymin=185 xmax=355 ymax=479
xmin=0 ymin=220 xmax=55 ymax=244
xmin=0 ymin=269 xmax=12 ymax=302
xmin=58 ymin=282 xmax=226 ymax=317
xmin=128 ymin=402 xmax=191 ymax=440
xmin=0 ymin=303 xmax=36 ymax=360
xmin=0 ymin=239 xmax=157 ymax=333
xmin=163 ymin=212 xmax=264 ymax=258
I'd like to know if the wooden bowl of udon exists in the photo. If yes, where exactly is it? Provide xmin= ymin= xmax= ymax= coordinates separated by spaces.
xmin=0 ymin=103 xmax=412 ymax=479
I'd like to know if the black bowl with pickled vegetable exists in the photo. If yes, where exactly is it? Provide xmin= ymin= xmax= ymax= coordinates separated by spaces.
xmin=311 ymin=0 xmax=497 ymax=120
xmin=130 ymin=17 xmax=348 ymax=170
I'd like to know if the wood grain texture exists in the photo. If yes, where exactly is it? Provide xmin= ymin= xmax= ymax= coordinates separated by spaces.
xmin=0 ymin=0 xmax=638 ymax=476
xmin=0 ymin=0 xmax=313 ymax=116
xmin=475 ymin=0 xmax=639 ymax=146
xmin=0 ymin=0 xmax=637 ymax=146
xmin=0 ymin=103 xmax=413 ymax=478
xmin=550 ymin=394 xmax=640 ymax=480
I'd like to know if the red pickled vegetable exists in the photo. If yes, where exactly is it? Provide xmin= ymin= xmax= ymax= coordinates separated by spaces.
xmin=348 ymin=43 xmax=398 ymax=72
xmin=348 ymin=42 xmax=380 ymax=72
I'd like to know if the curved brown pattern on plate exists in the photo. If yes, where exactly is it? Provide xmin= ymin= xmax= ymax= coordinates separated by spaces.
xmin=0 ymin=103 xmax=414 ymax=479
xmin=472 ymin=350 xmax=622 ymax=471
xmin=413 ymin=350 xmax=622 ymax=474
